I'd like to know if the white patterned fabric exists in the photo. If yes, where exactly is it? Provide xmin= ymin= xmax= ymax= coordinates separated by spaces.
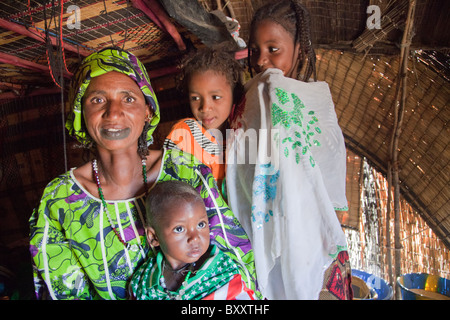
xmin=226 ymin=68 xmax=348 ymax=299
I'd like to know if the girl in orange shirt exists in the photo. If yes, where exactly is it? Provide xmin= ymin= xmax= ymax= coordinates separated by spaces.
xmin=164 ymin=46 xmax=244 ymax=195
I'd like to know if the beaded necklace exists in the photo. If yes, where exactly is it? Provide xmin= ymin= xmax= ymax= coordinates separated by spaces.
xmin=92 ymin=158 xmax=148 ymax=246
xmin=159 ymin=259 xmax=197 ymax=300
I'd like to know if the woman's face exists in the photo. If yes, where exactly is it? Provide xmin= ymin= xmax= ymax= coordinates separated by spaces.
xmin=82 ymin=71 xmax=150 ymax=153
xmin=148 ymin=200 xmax=210 ymax=270
xmin=188 ymin=70 xmax=234 ymax=132
xmin=250 ymin=19 xmax=300 ymax=78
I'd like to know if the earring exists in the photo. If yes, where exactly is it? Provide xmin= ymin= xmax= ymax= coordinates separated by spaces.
xmin=145 ymin=114 xmax=152 ymax=122
xmin=149 ymin=241 xmax=158 ymax=256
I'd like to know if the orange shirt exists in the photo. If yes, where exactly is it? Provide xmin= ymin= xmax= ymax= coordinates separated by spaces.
xmin=164 ymin=118 xmax=225 ymax=182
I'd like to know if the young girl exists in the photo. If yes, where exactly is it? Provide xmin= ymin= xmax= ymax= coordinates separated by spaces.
xmin=226 ymin=1 xmax=352 ymax=300
xmin=164 ymin=46 xmax=244 ymax=192
xmin=129 ymin=180 xmax=255 ymax=300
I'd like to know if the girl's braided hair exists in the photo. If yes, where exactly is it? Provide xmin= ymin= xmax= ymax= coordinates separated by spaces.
xmin=248 ymin=0 xmax=317 ymax=82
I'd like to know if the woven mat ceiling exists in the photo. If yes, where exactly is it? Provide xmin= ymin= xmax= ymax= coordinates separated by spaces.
xmin=0 ymin=0 xmax=203 ymax=89
xmin=0 ymin=0 xmax=449 ymax=249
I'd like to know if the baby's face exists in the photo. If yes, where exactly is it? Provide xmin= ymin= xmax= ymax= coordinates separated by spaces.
xmin=154 ymin=200 xmax=210 ymax=269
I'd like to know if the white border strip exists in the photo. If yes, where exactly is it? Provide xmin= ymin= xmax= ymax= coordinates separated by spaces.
xmin=195 ymin=169 xmax=251 ymax=289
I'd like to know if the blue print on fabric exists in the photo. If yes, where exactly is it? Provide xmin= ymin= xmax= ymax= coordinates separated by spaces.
xmin=251 ymin=165 xmax=280 ymax=229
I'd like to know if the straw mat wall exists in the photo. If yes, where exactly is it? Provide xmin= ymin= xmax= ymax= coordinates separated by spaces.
xmin=315 ymin=49 xmax=449 ymax=249
xmin=346 ymin=155 xmax=450 ymax=282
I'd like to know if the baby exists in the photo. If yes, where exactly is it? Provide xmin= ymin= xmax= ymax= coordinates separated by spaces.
xmin=129 ymin=180 xmax=255 ymax=300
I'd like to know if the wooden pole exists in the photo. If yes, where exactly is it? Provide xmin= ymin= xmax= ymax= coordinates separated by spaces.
xmin=386 ymin=162 xmax=394 ymax=287
xmin=130 ymin=0 xmax=186 ymax=51
xmin=0 ymin=51 xmax=72 ymax=77
xmin=388 ymin=0 xmax=416 ymax=300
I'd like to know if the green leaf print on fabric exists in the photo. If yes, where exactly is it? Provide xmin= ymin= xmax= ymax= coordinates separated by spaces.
xmin=271 ymin=88 xmax=322 ymax=167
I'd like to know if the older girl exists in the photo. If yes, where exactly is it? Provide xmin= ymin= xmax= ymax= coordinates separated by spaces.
xmin=226 ymin=1 xmax=352 ymax=300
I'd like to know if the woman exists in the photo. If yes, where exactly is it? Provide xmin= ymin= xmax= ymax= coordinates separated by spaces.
xmin=29 ymin=47 xmax=257 ymax=300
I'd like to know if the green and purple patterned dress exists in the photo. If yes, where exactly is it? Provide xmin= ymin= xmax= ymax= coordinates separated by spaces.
xmin=29 ymin=148 xmax=258 ymax=300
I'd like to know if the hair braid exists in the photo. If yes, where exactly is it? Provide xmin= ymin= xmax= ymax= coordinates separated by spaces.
xmin=292 ymin=1 xmax=317 ymax=81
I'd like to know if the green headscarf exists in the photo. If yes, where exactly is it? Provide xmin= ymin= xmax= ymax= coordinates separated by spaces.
xmin=65 ymin=47 xmax=160 ymax=146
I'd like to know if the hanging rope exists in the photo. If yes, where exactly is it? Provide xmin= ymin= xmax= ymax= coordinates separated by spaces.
xmin=58 ymin=0 xmax=68 ymax=175
xmin=59 ymin=0 xmax=70 ymax=74
xmin=45 ymin=0 xmax=66 ymax=88
xmin=122 ymin=0 xmax=131 ymax=50
xmin=27 ymin=0 xmax=45 ymax=40
xmin=102 ymin=0 xmax=115 ymax=47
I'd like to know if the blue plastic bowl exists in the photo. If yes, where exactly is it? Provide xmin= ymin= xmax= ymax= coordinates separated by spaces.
xmin=351 ymin=269 xmax=393 ymax=300
xmin=397 ymin=273 xmax=450 ymax=300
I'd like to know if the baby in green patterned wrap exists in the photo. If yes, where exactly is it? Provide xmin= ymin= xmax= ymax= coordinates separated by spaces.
xmin=129 ymin=180 xmax=255 ymax=300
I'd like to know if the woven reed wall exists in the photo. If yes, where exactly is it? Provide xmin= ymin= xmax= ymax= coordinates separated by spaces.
xmin=345 ymin=157 xmax=450 ymax=282
xmin=315 ymin=48 xmax=450 ymax=249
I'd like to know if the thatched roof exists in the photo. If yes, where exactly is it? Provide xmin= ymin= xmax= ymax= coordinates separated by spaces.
xmin=0 ymin=0 xmax=449 ymax=252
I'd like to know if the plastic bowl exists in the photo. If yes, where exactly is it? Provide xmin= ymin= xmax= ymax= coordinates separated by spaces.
xmin=351 ymin=269 xmax=393 ymax=300
xmin=397 ymin=273 xmax=450 ymax=300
